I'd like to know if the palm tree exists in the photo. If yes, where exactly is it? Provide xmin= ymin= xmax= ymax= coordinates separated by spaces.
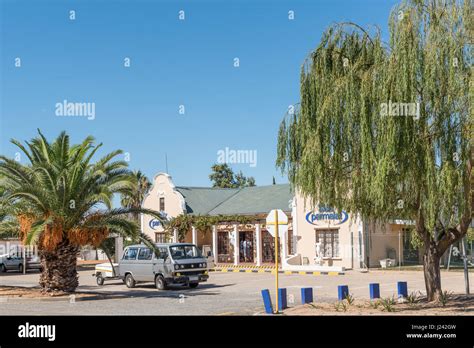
xmin=0 ymin=130 xmax=163 ymax=293
xmin=120 ymin=170 xmax=151 ymax=223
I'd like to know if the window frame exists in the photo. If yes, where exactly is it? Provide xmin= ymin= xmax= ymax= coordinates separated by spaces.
xmin=122 ymin=247 xmax=139 ymax=260
xmin=315 ymin=229 xmax=340 ymax=259
xmin=137 ymin=247 xmax=153 ymax=261
xmin=159 ymin=197 xmax=165 ymax=212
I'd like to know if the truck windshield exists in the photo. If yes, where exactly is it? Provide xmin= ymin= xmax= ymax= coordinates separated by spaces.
xmin=169 ymin=245 xmax=202 ymax=260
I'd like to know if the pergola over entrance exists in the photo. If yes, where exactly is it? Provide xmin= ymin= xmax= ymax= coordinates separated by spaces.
xmin=169 ymin=217 xmax=293 ymax=267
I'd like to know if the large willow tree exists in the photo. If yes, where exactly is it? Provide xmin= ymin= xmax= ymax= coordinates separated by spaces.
xmin=277 ymin=0 xmax=472 ymax=301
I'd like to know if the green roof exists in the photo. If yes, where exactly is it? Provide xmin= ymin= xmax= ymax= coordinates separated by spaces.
xmin=175 ymin=187 xmax=239 ymax=215
xmin=175 ymin=184 xmax=292 ymax=216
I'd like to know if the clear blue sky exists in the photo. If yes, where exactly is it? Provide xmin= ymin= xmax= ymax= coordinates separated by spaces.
xmin=1 ymin=0 xmax=400 ymax=188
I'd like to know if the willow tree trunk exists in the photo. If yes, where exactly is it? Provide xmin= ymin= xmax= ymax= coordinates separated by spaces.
xmin=423 ymin=241 xmax=442 ymax=302
xmin=39 ymin=241 xmax=79 ymax=293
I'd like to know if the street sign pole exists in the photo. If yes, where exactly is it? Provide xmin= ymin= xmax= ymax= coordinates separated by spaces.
xmin=266 ymin=209 xmax=288 ymax=315
xmin=274 ymin=209 xmax=279 ymax=314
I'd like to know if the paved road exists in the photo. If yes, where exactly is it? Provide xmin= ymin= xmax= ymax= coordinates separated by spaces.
xmin=0 ymin=268 xmax=472 ymax=315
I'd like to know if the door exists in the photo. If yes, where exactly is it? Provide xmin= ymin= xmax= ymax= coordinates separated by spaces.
xmin=5 ymin=255 xmax=21 ymax=270
xmin=218 ymin=232 xmax=232 ymax=263
xmin=152 ymin=247 xmax=168 ymax=278
xmin=262 ymin=230 xmax=276 ymax=263
xmin=135 ymin=247 xmax=154 ymax=281
xmin=239 ymin=232 xmax=254 ymax=263
xmin=119 ymin=247 xmax=139 ymax=277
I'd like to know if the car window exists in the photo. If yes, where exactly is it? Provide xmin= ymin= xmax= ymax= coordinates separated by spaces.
xmin=137 ymin=247 xmax=152 ymax=260
xmin=170 ymin=245 xmax=202 ymax=260
xmin=157 ymin=247 xmax=168 ymax=260
xmin=123 ymin=248 xmax=138 ymax=260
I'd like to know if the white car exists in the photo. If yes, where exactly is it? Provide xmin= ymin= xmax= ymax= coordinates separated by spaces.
xmin=0 ymin=253 xmax=42 ymax=273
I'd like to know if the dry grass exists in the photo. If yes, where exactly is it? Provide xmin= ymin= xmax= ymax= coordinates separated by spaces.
xmin=284 ymin=294 xmax=474 ymax=315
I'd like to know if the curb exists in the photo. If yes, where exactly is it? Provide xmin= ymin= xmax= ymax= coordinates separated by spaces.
xmin=210 ymin=268 xmax=344 ymax=276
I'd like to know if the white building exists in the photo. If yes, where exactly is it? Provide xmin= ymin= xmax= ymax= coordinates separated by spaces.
xmin=141 ymin=173 xmax=418 ymax=271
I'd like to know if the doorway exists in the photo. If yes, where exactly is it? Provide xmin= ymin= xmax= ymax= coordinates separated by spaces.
xmin=239 ymin=231 xmax=254 ymax=263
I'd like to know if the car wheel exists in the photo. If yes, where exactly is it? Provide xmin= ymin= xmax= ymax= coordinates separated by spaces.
xmin=155 ymin=275 xmax=168 ymax=290
xmin=19 ymin=264 xmax=23 ymax=273
xmin=189 ymin=282 xmax=199 ymax=289
xmin=0 ymin=264 xmax=6 ymax=273
xmin=125 ymin=274 xmax=136 ymax=288
xmin=96 ymin=274 xmax=105 ymax=286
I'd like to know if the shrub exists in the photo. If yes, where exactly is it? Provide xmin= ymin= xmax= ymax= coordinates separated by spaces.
xmin=380 ymin=297 xmax=396 ymax=312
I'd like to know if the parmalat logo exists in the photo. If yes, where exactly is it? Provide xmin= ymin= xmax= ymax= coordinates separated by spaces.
xmin=149 ymin=219 xmax=161 ymax=230
xmin=305 ymin=206 xmax=348 ymax=225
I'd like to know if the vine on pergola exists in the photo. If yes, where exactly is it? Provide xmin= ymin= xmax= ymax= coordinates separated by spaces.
xmin=165 ymin=214 xmax=260 ymax=241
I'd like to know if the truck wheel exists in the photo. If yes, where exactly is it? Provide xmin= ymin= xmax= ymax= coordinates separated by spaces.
xmin=155 ymin=275 xmax=168 ymax=290
xmin=0 ymin=264 xmax=6 ymax=273
xmin=189 ymin=282 xmax=199 ymax=289
xmin=96 ymin=274 xmax=105 ymax=286
xmin=125 ymin=274 xmax=136 ymax=288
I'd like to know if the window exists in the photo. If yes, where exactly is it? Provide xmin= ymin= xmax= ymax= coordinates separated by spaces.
xmin=157 ymin=247 xmax=169 ymax=260
xmin=218 ymin=232 xmax=229 ymax=255
xmin=155 ymin=233 xmax=167 ymax=243
xmin=159 ymin=197 xmax=165 ymax=212
xmin=316 ymin=229 xmax=339 ymax=258
xmin=170 ymin=245 xmax=202 ymax=259
xmin=137 ymin=247 xmax=153 ymax=260
xmin=123 ymin=247 xmax=138 ymax=260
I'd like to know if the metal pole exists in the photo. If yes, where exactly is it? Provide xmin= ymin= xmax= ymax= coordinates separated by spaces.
xmin=462 ymin=237 xmax=470 ymax=294
xmin=398 ymin=231 xmax=401 ymax=270
xmin=447 ymin=244 xmax=453 ymax=271
xmin=274 ymin=209 xmax=279 ymax=314
xmin=23 ymin=245 xmax=26 ymax=274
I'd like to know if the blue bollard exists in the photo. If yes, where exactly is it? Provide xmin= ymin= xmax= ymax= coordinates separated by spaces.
xmin=338 ymin=285 xmax=349 ymax=300
xmin=278 ymin=288 xmax=288 ymax=310
xmin=397 ymin=281 xmax=408 ymax=298
xmin=369 ymin=283 xmax=380 ymax=299
xmin=261 ymin=289 xmax=273 ymax=314
xmin=301 ymin=287 xmax=313 ymax=304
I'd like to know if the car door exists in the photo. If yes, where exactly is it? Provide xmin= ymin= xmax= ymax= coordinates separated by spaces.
xmin=119 ymin=247 xmax=139 ymax=278
xmin=161 ymin=247 xmax=174 ymax=277
xmin=6 ymin=255 xmax=20 ymax=270
xmin=3 ymin=256 xmax=13 ymax=270
xmin=152 ymin=247 xmax=167 ymax=277
xmin=135 ymin=247 xmax=153 ymax=281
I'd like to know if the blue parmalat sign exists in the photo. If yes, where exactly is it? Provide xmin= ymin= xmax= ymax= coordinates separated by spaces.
xmin=149 ymin=219 xmax=161 ymax=230
xmin=305 ymin=206 xmax=349 ymax=226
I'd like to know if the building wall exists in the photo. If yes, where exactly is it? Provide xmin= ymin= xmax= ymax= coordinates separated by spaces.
xmin=366 ymin=222 xmax=404 ymax=267
xmin=141 ymin=173 xmax=412 ymax=270
xmin=141 ymin=173 xmax=186 ymax=241
xmin=293 ymin=194 xmax=364 ymax=269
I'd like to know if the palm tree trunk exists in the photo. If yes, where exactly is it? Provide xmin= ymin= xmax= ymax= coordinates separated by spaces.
xmin=39 ymin=240 xmax=79 ymax=293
